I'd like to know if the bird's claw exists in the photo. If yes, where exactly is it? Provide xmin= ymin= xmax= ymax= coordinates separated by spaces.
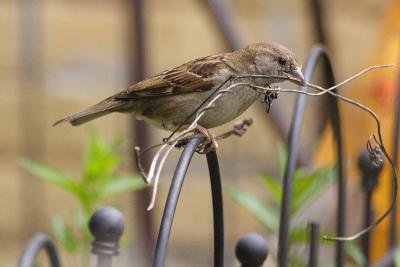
xmin=195 ymin=125 xmax=218 ymax=154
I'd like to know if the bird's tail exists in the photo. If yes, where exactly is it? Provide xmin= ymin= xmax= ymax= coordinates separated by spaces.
xmin=53 ymin=97 xmax=129 ymax=126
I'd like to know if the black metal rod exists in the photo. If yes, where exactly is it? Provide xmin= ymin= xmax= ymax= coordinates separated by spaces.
xmin=206 ymin=151 xmax=224 ymax=267
xmin=277 ymin=46 xmax=318 ymax=267
xmin=309 ymin=0 xmax=328 ymax=45
xmin=363 ymin=190 xmax=373 ymax=267
xmin=305 ymin=0 xmax=334 ymax=164
xmin=97 ymin=255 xmax=112 ymax=267
xmin=359 ymin=148 xmax=382 ymax=266
xmin=320 ymin=49 xmax=346 ymax=267
xmin=152 ymin=137 xmax=202 ymax=267
xmin=277 ymin=45 xmax=345 ymax=267
xmin=308 ymin=222 xmax=320 ymax=267
xmin=17 ymin=233 xmax=61 ymax=267
xmin=305 ymin=46 xmax=346 ymax=267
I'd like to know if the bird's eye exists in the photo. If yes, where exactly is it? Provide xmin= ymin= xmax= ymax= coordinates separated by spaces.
xmin=278 ymin=57 xmax=287 ymax=66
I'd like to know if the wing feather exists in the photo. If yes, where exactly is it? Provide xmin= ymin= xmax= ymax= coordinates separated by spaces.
xmin=114 ymin=54 xmax=226 ymax=99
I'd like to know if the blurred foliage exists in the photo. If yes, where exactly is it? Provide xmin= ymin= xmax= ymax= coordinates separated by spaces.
xmin=20 ymin=129 xmax=147 ymax=265
xmin=394 ymin=246 xmax=400 ymax=267
xmin=225 ymin=142 xmax=365 ymax=266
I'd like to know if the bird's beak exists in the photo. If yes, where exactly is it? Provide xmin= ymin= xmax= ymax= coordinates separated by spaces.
xmin=292 ymin=67 xmax=306 ymax=86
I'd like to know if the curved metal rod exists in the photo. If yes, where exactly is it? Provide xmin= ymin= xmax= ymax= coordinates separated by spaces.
xmin=152 ymin=136 xmax=225 ymax=267
xmin=206 ymin=151 xmax=224 ymax=267
xmin=152 ymin=137 xmax=201 ymax=267
xmin=17 ymin=233 xmax=61 ymax=267
xmin=313 ymin=46 xmax=346 ymax=267
xmin=277 ymin=52 xmax=309 ymax=267
xmin=277 ymin=45 xmax=345 ymax=267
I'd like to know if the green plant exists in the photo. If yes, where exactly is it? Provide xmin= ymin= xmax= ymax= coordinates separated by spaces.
xmin=20 ymin=129 xmax=147 ymax=265
xmin=225 ymin=142 xmax=364 ymax=266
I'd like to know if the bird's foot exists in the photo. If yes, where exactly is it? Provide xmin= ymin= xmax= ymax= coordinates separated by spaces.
xmin=195 ymin=125 xmax=218 ymax=154
xmin=168 ymin=125 xmax=217 ymax=154
xmin=168 ymin=119 xmax=253 ymax=153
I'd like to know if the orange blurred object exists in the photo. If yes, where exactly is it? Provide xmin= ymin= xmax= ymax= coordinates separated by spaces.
xmin=315 ymin=0 xmax=400 ymax=263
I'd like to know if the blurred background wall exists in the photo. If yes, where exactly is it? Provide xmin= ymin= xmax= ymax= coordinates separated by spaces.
xmin=0 ymin=0 xmax=396 ymax=266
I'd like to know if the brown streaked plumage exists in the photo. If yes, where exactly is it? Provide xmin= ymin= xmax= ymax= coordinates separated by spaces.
xmin=54 ymin=42 xmax=305 ymax=130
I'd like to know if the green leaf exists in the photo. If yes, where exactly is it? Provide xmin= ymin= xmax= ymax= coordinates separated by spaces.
xmin=224 ymin=185 xmax=279 ymax=231
xmin=288 ymin=227 xmax=334 ymax=245
xmin=83 ymin=130 xmax=120 ymax=184
xmin=19 ymin=158 xmax=80 ymax=195
xmin=98 ymin=174 xmax=147 ymax=199
xmin=345 ymin=241 xmax=366 ymax=266
xmin=51 ymin=216 xmax=78 ymax=252
xmin=259 ymin=173 xmax=282 ymax=203
xmin=288 ymin=227 xmax=308 ymax=243
xmin=277 ymin=142 xmax=288 ymax=177
xmin=291 ymin=167 xmax=336 ymax=214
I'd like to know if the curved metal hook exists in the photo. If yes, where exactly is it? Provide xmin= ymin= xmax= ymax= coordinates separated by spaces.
xmin=17 ymin=233 xmax=61 ymax=267
xmin=277 ymin=45 xmax=346 ymax=267
xmin=152 ymin=136 xmax=225 ymax=267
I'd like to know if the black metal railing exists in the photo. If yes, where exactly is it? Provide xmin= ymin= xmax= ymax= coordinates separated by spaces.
xmin=15 ymin=40 xmax=400 ymax=267
xmin=16 ymin=47 xmax=400 ymax=267
xmin=17 ymin=233 xmax=61 ymax=267
xmin=14 ymin=0 xmax=400 ymax=265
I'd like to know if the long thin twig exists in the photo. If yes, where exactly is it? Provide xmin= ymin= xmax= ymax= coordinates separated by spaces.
xmin=138 ymin=63 xmax=396 ymax=240
xmin=164 ymin=64 xmax=392 ymax=139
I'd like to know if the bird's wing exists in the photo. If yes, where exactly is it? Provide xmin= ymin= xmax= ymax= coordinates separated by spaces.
xmin=114 ymin=54 xmax=226 ymax=99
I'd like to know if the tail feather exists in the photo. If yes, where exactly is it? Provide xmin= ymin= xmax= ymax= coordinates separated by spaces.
xmin=53 ymin=98 xmax=128 ymax=126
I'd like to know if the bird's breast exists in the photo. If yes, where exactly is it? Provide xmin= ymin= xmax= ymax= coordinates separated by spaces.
xmin=198 ymin=85 xmax=260 ymax=128
xmin=139 ymin=83 xmax=260 ymax=131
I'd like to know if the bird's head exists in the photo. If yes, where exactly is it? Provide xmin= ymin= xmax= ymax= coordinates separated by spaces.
xmin=247 ymin=42 xmax=305 ymax=86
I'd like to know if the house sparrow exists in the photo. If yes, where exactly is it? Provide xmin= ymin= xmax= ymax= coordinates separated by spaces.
xmin=54 ymin=42 xmax=305 ymax=131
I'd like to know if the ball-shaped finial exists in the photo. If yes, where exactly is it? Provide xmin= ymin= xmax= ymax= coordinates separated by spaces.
xmin=89 ymin=207 xmax=125 ymax=256
xmin=358 ymin=149 xmax=383 ymax=191
xmin=235 ymin=233 xmax=268 ymax=267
